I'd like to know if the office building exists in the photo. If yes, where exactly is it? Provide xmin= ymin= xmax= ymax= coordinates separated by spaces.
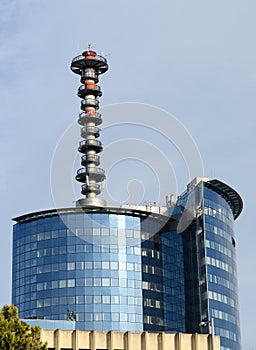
xmin=12 ymin=47 xmax=242 ymax=350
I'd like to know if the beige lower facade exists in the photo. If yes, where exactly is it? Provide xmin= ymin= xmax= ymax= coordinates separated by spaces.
xmin=40 ymin=329 xmax=220 ymax=350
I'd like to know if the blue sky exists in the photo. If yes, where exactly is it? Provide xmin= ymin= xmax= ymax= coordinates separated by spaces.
xmin=0 ymin=1 xmax=255 ymax=348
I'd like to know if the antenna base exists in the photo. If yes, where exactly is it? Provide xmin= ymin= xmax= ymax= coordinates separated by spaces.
xmin=76 ymin=198 xmax=107 ymax=208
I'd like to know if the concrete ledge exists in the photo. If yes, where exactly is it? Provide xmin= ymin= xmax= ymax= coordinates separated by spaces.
xmin=40 ymin=329 xmax=220 ymax=350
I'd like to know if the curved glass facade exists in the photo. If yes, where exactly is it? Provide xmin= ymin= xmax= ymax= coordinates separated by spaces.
xmin=203 ymin=186 xmax=241 ymax=350
xmin=12 ymin=211 xmax=144 ymax=332
xmin=175 ymin=181 xmax=241 ymax=350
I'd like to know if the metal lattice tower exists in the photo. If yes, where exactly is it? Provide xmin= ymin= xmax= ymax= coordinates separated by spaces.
xmin=71 ymin=45 xmax=109 ymax=207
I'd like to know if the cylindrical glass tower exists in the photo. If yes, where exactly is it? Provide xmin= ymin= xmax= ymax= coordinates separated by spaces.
xmin=12 ymin=208 xmax=145 ymax=332
xmin=12 ymin=207 xmax=167 ymax=332
xmin=203 ymin=183 xmax=241 ymax=350
xmin=175 ymin=178 xmax=242 ymax=350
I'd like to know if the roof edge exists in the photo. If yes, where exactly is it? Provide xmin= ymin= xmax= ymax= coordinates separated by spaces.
xmin=206 ymin=179 xmax=243 ymax=220
xmin=12 ymin=206 xmax=168 ymax=224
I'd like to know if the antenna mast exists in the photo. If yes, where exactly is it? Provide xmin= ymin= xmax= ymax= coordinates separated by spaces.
xmin=71 ymin=44 xmax=109 ymax=207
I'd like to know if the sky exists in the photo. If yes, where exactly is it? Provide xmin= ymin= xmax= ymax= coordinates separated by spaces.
xmin=0 ymin=0 xmax=255 ymax=348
